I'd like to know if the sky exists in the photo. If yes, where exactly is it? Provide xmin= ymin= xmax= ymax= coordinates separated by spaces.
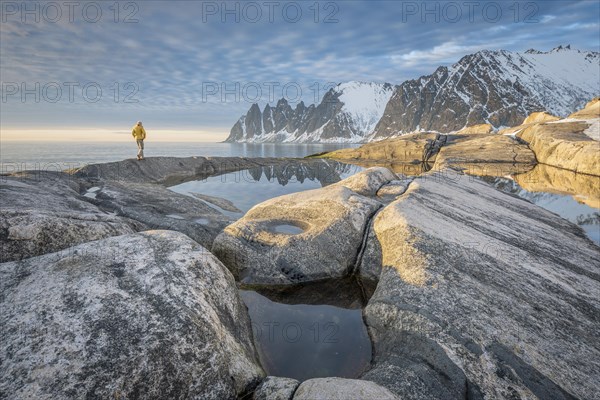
xmin=1 ymin=0 xmax=599 ymax=141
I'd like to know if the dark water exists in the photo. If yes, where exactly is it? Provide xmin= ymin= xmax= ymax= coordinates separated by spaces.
xmin=240 ymin=279 xmax=372 ymax=381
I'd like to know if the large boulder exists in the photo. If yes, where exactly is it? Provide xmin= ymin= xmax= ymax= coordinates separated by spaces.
xmin=253 ymin=376 xmax=299 ymax=400
xmin=361 ymin=172 xmax=600 ymax=399
xmin=517 ymin=120 xmax=599 ymax=176
xmin=292 ymin=377 xmax=398 ymax=400
xmin=0 ymin=231 xmax=264 ymax=399
xmin=321 ymin=132 xmax=445 ymax=164
xmin=0 ymin=172 xmax=144 ymax=262
xmin=433 ymin=134 xmax=536 ymax=176
xmin=212 ymin=168 xmax=395 ymax=285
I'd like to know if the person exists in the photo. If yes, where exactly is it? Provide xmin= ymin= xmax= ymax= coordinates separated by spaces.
xmin=131 ymin=121 xmax=147 ymax=160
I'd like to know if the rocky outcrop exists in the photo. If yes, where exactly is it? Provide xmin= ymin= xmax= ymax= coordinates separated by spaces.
xmin=433 ymin=133 xmax=536 ymax=176
xmin=0 ymin=231 xmax=264 ymax=399
xmin=253 ymin=376 xmax=299 ymax=400
xmin=0 ymin=172 xmax=144 ymax=262
xmin=320 ymin=130 xmax=536 ymax=177
xmin=91 ymin=181 xmax=233 ymax=248
xmin=568 ymin=97 xmax=599 ymax=119
xmin=455 ymin=123 xmax=494 ymax=135
xmin=292 ymin=378 xmax=398 ymax=400
xmin=2 ymin=157 xmax=351 ymax=261
xmin=522 ymin=111 xmax=560 ymax=124
xmin=318 ymin=132 xmax=445 ymax=164
xmin=212 ymin=168 xmax=396 ymax=285
xmin=72 ymin=156 xmax=289 ymax=185
xmin=361 ymin=172 xmax=600 ymax=400
xmin=517 ymin=120 xmax=599 ymax=176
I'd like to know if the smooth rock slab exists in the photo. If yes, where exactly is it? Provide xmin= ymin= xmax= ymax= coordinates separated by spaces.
xmin=212 ymin=169 xmax=391 ymax=285
xmin=93 ymin=181 xmax=233 ymax=248
xmin=362 ymin=172 xmax=600 ymax=399
xmin=0 ymin=231 xmax=264 ymax=400
xmin=253 ymin=376 xmax=299 ymax=400
xmin=433 ymin=134 xmax=536 ymax=176
xmin=0 ymin=172 xmax=144 ymax=262
xmin=322 ymin=132 xmax=444 ymax=164
xmin=292 ymin=377 xmax=398 ymax=400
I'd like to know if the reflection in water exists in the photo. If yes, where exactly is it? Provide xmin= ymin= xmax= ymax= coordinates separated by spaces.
xmin=341 ymin=161 xmax=433 ymax=176
xmin=514 ymin=164 xmax=600 ymax=209
xmin=240 ymin=278 xmax=372 ymax=381
xmin=170 ymin=160 xmax=362 ymax=215
xmin=480 ymin=166 xmax=600 ymax=245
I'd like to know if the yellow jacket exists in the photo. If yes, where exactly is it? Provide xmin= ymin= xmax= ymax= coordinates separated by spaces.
xmin=132 ymin=125 xmax=146 ymax=140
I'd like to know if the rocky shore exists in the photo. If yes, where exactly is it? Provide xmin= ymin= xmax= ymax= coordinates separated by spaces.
xmin=317 ymin=97 xmax=600 ymax=179
xmin=1 ymin=100 xmax=599 ymax=399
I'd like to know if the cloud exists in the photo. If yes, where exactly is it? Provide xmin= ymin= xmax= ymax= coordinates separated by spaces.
xmin=1 ymin=0 xmax=598 ymax=131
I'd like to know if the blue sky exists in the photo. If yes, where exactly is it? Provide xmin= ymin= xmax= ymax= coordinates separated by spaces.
xmin=1 ymin=0 xmax=599 ymax=140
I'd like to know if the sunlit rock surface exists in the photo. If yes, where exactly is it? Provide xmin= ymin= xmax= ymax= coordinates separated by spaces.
xmin=362 ymin=172 xmax=599 ymax=400
xmin=212 ymin=168 xmax=395 ymax=285
xmin=319 ymin=132 xmax=445 ymax=164
xmin=432 ymin=134 xmax=536 ymax=175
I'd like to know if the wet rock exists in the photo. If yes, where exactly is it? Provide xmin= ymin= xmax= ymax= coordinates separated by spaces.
xmin=292 ymin=377 xmax=398 ymax=400
xmin=212 ymin=169 xmax=393 ymax=285
xmin=361 ymin=172 xmax=600 ymax=399
xmin=254 ymin=376 xmax=299 ymax=400
xmin=0 ymin=231 xmax=264 ymax=399
xmin=0 ymin=172 xmax=143 ymax=262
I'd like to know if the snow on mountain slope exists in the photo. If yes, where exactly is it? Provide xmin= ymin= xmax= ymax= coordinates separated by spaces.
xmin=372 ymin=46 xmax=599 ymax=138
xmin=226 ymin=82 xmax=393 ymax=143
xmin=227 ymin=46 xmax=599 ymax=143
xmin=336 ymin=81 xmax=394 ymax=134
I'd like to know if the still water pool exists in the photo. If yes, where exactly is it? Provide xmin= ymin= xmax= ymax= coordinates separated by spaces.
xmin=239 ymin=279 xmax=372 ymax=381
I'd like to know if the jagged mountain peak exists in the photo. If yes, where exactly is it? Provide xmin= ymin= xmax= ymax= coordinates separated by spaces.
xmin=226 ymin=46 xmax=599 ymax=143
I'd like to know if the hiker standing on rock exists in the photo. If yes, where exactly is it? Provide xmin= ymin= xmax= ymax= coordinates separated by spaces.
xmin=132 ymin=121 xmax=147 ymax=160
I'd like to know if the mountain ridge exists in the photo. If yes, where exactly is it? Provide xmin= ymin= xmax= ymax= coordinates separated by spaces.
xmin=225 ymin=46 xmax=600 ymax=143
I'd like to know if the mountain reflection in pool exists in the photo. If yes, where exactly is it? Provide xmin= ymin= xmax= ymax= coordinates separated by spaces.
xmin=169 ymin=161 xmax=362 ymax=217
xmin=240 ymin=280 xmax=372 ymax=381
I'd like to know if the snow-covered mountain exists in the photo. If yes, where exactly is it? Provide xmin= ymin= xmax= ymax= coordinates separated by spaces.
xmin=225 ymin=82 xmax=394 ymax=143
xmin=226 ymin=46 xmax=600 ymax=143
xmin=373 ymin=45 xmax=600 ymax=139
